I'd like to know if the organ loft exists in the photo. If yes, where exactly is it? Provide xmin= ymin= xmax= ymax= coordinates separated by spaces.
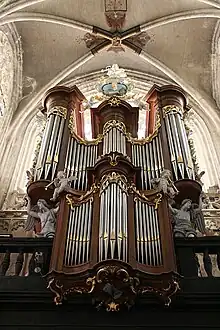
xmin=25 ymin=65 xmax=205 ymax=311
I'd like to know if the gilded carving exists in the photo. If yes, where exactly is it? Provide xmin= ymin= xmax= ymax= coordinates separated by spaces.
xmin=68 ymin=128 xmax=103 ymax=145
xmin=162 ymin=105 xmax=183 ymax=118
xmin=86 ymin=265 xmax=140 ymax=311
xmin=154 ymin=193 xmax=163 ymax=210
xmin=103 ymin=120 xmax=126 ymax=135
xmin=47 ymin=277 xmax=89 ymax=306
xmin=131 ymin=184 xmax=163 ymax=209
xmin=126 ymin=108 xmax=161 ymax=145
xmin=98 ymin=152 xmax=130 ymax=167
xmin=66 ymin=183 xmax=98 ymax=209
xmin=99 ymin=172 xmax=128 ymax=195
xmin=140 ymin=279 xmax=180 ymax=307
xmin=47 ymin=106 xmax=67 ymax=119
xmin=108 ymin=96 xmax=121 ymax=107
xmin=68 ymin=108 xmax=76 ymax=135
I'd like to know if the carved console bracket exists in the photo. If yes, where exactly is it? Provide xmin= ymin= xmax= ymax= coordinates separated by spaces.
xmin=47 ymin=261 xmax=180 ymax=311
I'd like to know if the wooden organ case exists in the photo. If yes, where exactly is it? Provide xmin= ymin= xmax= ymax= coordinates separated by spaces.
xmin=29 ymin=84 xmax=200 ymax=311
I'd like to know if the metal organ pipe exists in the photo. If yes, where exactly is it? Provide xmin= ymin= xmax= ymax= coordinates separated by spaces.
xmin=98 ymin=179 xmax=128 ymax=263
xmin=163 ymin=107 xmax=194 ymax=180
xmin=134 ymin=200 xmax=162 ymax=266
xmin=131 ymin=136 xmax=164 ymax=191
xmin=64 ymin=200 xmax=93 ymax=266
xmin=36 ymin=114 xmax=55 ymax=179
xmin=64 ymin=135 xmax=98 ymax=191
xmin=175 ymin=114 xmax=194 ymax=179
xmin=35 ymin=105 xmax=67 ymax=180
xmin=102 ymin=121 xmax=127 ymax=156
xmin=122 ymin=185 xmax=128 ymax=262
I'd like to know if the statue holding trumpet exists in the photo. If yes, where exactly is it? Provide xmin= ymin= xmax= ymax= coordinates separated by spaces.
xmin=45 ymin=171 xmax=76 ymax=202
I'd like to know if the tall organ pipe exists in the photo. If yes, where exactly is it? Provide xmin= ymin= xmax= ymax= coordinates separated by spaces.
xmin=134 ymin=199 xmax=162 ymax=267
xmin=64 ymin=200 xmax=93 ymax=266
xmin=102 ymin=121 xmax=127 ymax=156
xmin=98 ymin=180 xmax=128 ymax=263
xmin=131 ymin=136 xmax=164 ymax=191
xmin=163 ymin=108 xmax=194 ymax=180
xmin=35 ymin=106 xmax=67 ymax=180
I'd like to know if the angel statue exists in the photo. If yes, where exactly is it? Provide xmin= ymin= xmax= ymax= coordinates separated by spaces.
xmin=169 ymin=199 xmax=204 ymax=237
xmin=45 ymin=171 xmax=76 ymax=202
xmin=25 ymin=196 xmax=59 ymax=238
xmin=151 ymin=169 xmax=179 ymax=199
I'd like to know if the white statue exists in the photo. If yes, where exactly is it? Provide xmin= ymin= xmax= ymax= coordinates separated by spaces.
xmin=104 ymin=64 xmax=127 ymax=79
xmin=169 ymin=199 xmax=197 ymax=237
xmin=45 ymin=171 xmax=76 ymax=202
xmin=200 ymin=192 xmax=211 ymax=209
xmin=151 ymin=169 xmax=179 ymax=199
xmin=26 ymin=196 xmax=59 ymax=238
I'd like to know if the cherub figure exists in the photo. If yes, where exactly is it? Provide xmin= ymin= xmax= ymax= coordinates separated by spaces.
xmin=26 ymin=196 xmax=59 ymax=238
xmin=46 ymin=171 xmax=76 ymax=202
xmin=169 ymin=199 xmax=197 ymax=237
xmin=151 ymin=169 xmax=179 ymax=199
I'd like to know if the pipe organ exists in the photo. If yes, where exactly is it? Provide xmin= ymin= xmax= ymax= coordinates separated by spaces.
xmin=102 ymin=121 xmax=127 ymax=156
xmin=35 ymin=106 xmax=67 ymax=180
xmin=98 ymin=172 xmax=128 ymax=263
xmin=27 ymin=84 xmax=201 ymax=310
xmin=135 ymin=199 xmax=162 ymax=266
xmin=64 ymin=137 xmax=98 ymax=191
xmin=131 ymin=134 xmax=164 ymax=190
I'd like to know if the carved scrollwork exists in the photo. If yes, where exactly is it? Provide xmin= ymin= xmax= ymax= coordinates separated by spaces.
xmin=47 ymin=278 xmax=64 ymax=305
xmin=140 ymin=279 xmax=180 ymax=307
xmin=68 ymin=128 xmax=103 ymax=145
xmin=47 ymin=268 xmax=180 ymax=309
xmin=68 ymin=108 xmax=76 ymax=135
xmin=98 ymin=152 xmax=131 ymax=166
xmin=130 ymin=183 xmax=162 ymax=209
xmin=47 ymin=277 xmax=91 ymax=305
xmin=162 ymin=105 xmax=183 ymax=118
xmin=126 ymin=110 xmax=161 ymax=145
xmin=47 ymin=106 xmax=67 ymax=119
xmin=99 ymin=172 xmax=128 ymax=196
xmin=86 ymin=265 xmax=140 ymax=311
xmin=66 ymin=183 xmax=98 ymax=209
xmin=103 ymin=120 xmax=126 ymax=135
xmin=108 ymin=97 xmax=121 ymax=107
xmin=65 ymin=172 xmax=164 ymax=210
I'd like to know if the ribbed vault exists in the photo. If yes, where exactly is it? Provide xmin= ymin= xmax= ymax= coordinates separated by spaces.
xmin=1 ymin=0 xmax=220 ymax=205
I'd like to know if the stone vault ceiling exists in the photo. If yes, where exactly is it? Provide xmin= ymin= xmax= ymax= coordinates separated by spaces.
xmin=1 ymin=0 xmax=220 ymax=134
xmin=1 ymin=0 xmax=220 ymax=196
